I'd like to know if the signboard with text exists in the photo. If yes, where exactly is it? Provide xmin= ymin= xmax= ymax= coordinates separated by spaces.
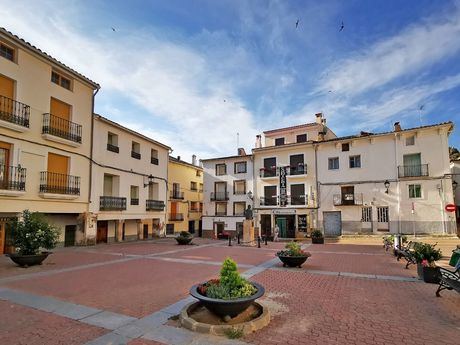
xmin=279 ymin=166 xmax=287 ymax=207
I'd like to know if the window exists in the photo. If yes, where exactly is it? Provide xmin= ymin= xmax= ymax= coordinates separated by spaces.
xmin=51 ymin=71 xmax=72 ymax=90
xmin=191 ymin=181 xmax=197 ymax=191
xmin=349 ymin=155 xmax=361 ymax=168
xmin=263 ymin=185 xmax=277 ymax=206
xmin=275 ymin=137 xmax=285 ymax=146
xmin=190 ymin=201 xmax=200 ymax=211
xmin=234 ymin=161 xmax=247 ymax=174
xmin=362 ymin=207 xmax=372 ymax=222
xmin=233 ymin=180 xmax=246 ymax=195
xmin=216 ymin=163 xmax=226 ymax=176
xmin=196 ymin=170 xmax=202 ymax=177
xmin=130 ymin=186 xmax=139 ymax=205
xmin=290 ymin=184 xmax=305 ymax=205
xmin=408 ymin=184 xmax=422 ymax=198
xmin=215 ymin=202 xmax=227 ymax=216
xmin=199 ymin=183 xmax=203 ymax=192
xmin=406 ymin=135 xmax=415 ymax=146
xmin=151 ymin=149 xmax=158 ymax=165
xmin=290 ymin=154 xmax=305 ymax=175
xmin=107 ymin=132 xmax=119 ymax=153
xmin=262 ymin=157 xmax=277 ymax=177
xmin=0 ymin=43 xmax=15 ymax=62
xmin=341 ymin=186 xmax=355 ymax=205
xmin=377 ymin=207 xmax=389 ymax=223
xmin=233 ymin=202 xmax=246 ymax=216
xmin=342 ymin=143 xmax=350 ymax=151
xmin=328 ymin=157 xmax=339 ymax=170
xmin=131 ymin=141 xmax=141 ymax=159
xmin=296 ymin=134 xmax=307 ymax=143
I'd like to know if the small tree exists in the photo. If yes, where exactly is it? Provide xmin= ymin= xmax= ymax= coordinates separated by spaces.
xmin=9 ymin=210 xmax=60 ymax=255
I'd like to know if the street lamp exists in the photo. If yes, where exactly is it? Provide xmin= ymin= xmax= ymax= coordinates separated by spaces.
xmin=384 ymin=180 xmax=390 ymax=194
xmin=144 ymin=174 xmax=155 ymax=187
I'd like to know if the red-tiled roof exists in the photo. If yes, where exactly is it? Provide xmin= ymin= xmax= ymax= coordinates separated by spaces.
xmin=263 ymin=122 xmax=318 ymax=135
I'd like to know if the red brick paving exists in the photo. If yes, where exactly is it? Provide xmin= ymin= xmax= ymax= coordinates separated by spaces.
xmin=6 ymin=258 xmax=220 ymax=318
xmin=0 ymin=300 xmax=107 ymax=345
xmin=128 ymin=339 xmax=166 ymax=345
xmin=246 ymin=269 xmax=460 ymax=345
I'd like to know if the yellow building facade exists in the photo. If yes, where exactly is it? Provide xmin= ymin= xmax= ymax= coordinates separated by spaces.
xmin=166 ymin=156 xmax=203 ymax=235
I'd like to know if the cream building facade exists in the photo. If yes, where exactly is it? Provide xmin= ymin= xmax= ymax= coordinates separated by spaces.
xmin=89 ymin=115 xmax=170 ymax=244
xmin=0 ymin=28 xmax=99 ymax=253
xmin=166 ymin=156 xmax=203 ymax=235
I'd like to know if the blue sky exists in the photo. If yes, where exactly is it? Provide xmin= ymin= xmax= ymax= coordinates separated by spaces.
xmin=1 ymin=0 xmax=459 ymax=161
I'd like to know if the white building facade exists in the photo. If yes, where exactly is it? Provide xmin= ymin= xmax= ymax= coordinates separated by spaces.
xmin=201 ymin=150 xmax=253 ymax=238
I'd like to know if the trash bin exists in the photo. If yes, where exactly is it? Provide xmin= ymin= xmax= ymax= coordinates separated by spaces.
xmin=449 ymin=248 xmax=460 ymax=267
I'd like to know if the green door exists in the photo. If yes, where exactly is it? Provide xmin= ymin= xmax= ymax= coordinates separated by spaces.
xmin=276 ymin=218 xmax=287 ymax=238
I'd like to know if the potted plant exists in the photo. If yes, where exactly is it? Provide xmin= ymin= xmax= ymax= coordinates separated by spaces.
xmin=6 ymin=210 xmax=60 ymax=267
xmin=176 ymin=231 xmax=193 ymax=245
xmin=190 ymin=258 xmax=265 ymax=318
xmin=311 ymin=229 xmax=324 ymax=244
xmin=413 ymin=242 xmax=442 ymax=283
xmin=276 ymin=241 xmax=311 ymax=268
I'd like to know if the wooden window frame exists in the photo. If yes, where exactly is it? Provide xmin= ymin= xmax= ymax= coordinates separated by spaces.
xmin=275 ymin=137 xmax=285 ymax=146
xmin=408 ymin=184 xmax=422 ymax=198
xmin=215 ymin=202 xmax=227 ymax=216
xmin=215 ymin=163 xmax=226 ymax=176
xmin=0 ymin=41 xmax=16 ymax=63
xmin=51 ymin=70 xmax=73 ymax=91
xmin=296 ymin=134 xmax=307 ymax=143
xmin=233 ymin=201 xmax=246 ymax=216
xmin=349 ymin=155 xmax=361 ymax=168
xmin=234 ymin=161 xmax=247 ymax=174
xmin=233 ymin=180 xmax=246 ymax=195
xmin=328 ymin=157 xmax=339 ymax=170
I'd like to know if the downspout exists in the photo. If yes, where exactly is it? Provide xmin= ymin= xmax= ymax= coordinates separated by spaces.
xmin=87 ymin=86 xmax=99 ymax=244
xmin=314 ymin=143 xmax=320 ymax=230
xmin=394 ymin=133 xmax=401 ymax=235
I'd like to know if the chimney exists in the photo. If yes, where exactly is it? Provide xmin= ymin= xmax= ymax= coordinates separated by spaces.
xmin=255 ymin=135 xmax=262 ymax=149
xmin=177 ymin=155 xmax=181 ymax=161
xmin=394 ymin=122 xmax=402 ymax=132
xmin=192 ymin=154 xmax=197 ymax=166
xmin=237 ymin=148 xmax=246 ymax=156
xmin=315 ymin=112 xmax=323 ymax=124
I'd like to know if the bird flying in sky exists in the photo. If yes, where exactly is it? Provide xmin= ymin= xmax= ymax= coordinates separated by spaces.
xmin=295 ymin=19 xmax=300 ymax=29
xmin=111 ymin=27 xmax=116 ymax=32
xmin=339 ymin=21 xmax=344 ymax=32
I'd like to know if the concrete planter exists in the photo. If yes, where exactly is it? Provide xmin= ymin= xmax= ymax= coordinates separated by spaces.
xmin=6 ymin=252 xmax=51 ymax=267
xmin=312 ymin=237 xmax=324 ymax=244
xmin=277 ymin=254 xmax=309 ymax=268
xmin=176 ymin=236 xmax=193 ymax=245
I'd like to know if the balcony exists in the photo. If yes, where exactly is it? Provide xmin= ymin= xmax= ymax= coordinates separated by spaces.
xmin=100 ymin=196 xmax=127 ymax=211
xmin=107 ymin=143 xmax=119 ymax=153
xmin=398 ymin=164 xmax=429 ymax=178
xmin=42 ymin=113 xmax=82 ymax=144
xmin=146 ymin=199 xmax=165 ymax=211
xmin=211 ymin=192 xmax=229 ymax=201
xmin=39 ymin=171 xmax=80 ymax=195
xmin=215 ymin=211 xmax=227 ymax=216
xmin=151 ymin=157 xmax=159 ymax=165
xmin=259 ymin=167 xmax=277 ymax=178
xmin=289 ymin=195 xmax=307 ymax=206
xmin=130 ymin=198 xmax=139 ymax=205
xmin=169 ymin=213 xmax=184 ymax=221
xmin=0 ymin=165 xmax=26 ymax=192
xmin=131 ymin=151 xmax=141 ymax=160
xmin=0 ymin=95 xmax=30 ymax=129
xmin=333 ymin=193 xmax=363 ymax=206
xmin=260 ymin=196 xmax=277 ymax=206
xmin=170 ymin=191 xmax=184 ymax=200
xmin=287 ymin=164 xmax=307 ymax=176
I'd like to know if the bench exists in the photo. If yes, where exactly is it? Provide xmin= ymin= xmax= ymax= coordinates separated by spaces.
xmin=395 ymin=241 xmax=418 ymax=269
xmin=436 ymin=259 xmax=460 ymax=297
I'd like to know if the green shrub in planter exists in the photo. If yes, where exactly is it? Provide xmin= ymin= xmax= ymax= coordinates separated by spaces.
xmin=9 ymin=210 xmax=60 ymax=255
xmin=413 ymin=242 xmax=442 ymax=266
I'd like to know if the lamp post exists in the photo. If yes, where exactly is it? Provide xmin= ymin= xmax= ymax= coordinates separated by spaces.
xmin=144 ymin=174 xmax=155 ymax=188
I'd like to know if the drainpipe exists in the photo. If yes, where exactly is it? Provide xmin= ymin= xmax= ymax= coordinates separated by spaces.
xmin=314 ymin=143 xmax=320 ymax=230
xmin=394 ymin=133 xmax=401 ymax=236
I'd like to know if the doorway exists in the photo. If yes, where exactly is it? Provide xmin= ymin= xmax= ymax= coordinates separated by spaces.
xmin=143 ymin=224 xmax=149 ymax=239
xmin=275 ymin=215 xmax=295 ymax=238
xmin=188 ymin=220 xmax=195 ymax=234
xmin=198 ymin=220 xmax=202 ymax=237
xmin=64 ymin=225 xmax=76 ymax=247
xmin=166 ymin=224 xmax=174 ymax=235
xmin=261 ymin=214 xmax=272 ymax=240
xmin=96 ymin=221 xmax=108 ymax=244
xmin=323 ymin=211 xmax=342 ymax=237
xmin=215 ymin=222 xmax=226 ymax=239
xmin=377 ymin=207 xmax=389 ymax=231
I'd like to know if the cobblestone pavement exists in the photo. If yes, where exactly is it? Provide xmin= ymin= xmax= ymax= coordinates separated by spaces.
xmin=0 ymin=237 xmax=458 ymax=345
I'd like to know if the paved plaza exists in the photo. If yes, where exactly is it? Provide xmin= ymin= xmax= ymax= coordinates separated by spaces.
xmin=0 ymin=237 xmax=459 ymax=345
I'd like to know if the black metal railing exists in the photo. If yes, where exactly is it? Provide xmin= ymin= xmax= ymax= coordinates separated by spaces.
xmin=146 ymin=199 xmax=165 ymax=211
xmin=131 ymin=151 xmax=141 ymax=159
xmin=259 ymin=167 xmax=277 ymax=178
xmin=333 ymin=193 xmax=363 ymax=206
xmin=151 ymin=157 xmax=159 ymax=165
xmin=216 ymin=211 xmax=227 ymax=216
xmin=130 ymin=198 xmax=139 ymax=205
xmin=233 ymin=211 xmax=245 ymax=216
xmin=234 ymin=190 xmax=246 ymax=195
xmin=0 ymin=165 xmax=26 ymax=191
xmin=260 ymin=196 xmax=277 ymax=206
xmin=287 ymin=164 xmax=307 ymax=176
xmin=42 ymin=113 xmax=82 ymax=143
xmin=170 ymin=191 xmax=184 ymax=199
xmin=191 ymin=186 xmax=198 ymax=191
xmin=40 ymin=171 xmax=80 ymax=195
xmin=0 ymin=95 xmax=30 ymax=128
xmin=211 ymin=192 xmax=229 ymax=201
xmin=107 ymin=143 xmax=119 ymax=153
xmin=290 ymin=195 xmax=306 ymax=205
xmin=169 ymin=213 xmax=184 ymax=221
xmin=398 ymin=164 xmax=429 ymax=178
xmin=100 ymin=196 xmax=127 ymax=210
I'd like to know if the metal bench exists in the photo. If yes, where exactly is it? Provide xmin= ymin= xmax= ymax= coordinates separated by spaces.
xmin=395 ymin=241 xmax=418 ymax=269
xmin=436 ymin=259 xmax=460 ymax=297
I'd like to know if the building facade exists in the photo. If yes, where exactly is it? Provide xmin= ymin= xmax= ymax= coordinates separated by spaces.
xmin=201 ymin=149 xmax=253 ymax=238
xmin=166 ymin=156 xmax=203 ymax=236
xmin=0 ymin=28 xmax=99 ymax=253
xmin=449 ymin=158 xmax=460 ymax=235
xmin=89 ymin=115 xmax=170 ymax=244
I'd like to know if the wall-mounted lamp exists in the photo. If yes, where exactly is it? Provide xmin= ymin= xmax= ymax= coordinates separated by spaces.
xmin=144 ymin=174 xmax=155 ymax=187
xmin=384 ymin=180 xmax=390 ymax=194
xmin=453 ymin=180 xmax=458 ymax=191
xmin=247 ymin=191 xmax=253 ymax=200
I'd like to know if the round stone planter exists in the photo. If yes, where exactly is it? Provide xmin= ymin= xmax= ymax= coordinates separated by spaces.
xmin=277 ymin=254 xmax=309 ymax=268
xmin=176 ymin=237 xmax=193 ymax=245
xmin=6 ymin=252 xmax=51 ymax=267
xmin=311 ymin=237 xmax=324 ymax=244
xmin=190 ymin=282 xmax=265 ymax=318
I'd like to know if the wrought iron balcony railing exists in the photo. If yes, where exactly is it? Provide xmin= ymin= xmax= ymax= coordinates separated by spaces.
xmin=146 ymin=199 xmax=165 ymax=211
xmin=40 ymin=171 xmax=80 ymax=195
xmin=259 ymin=167 xmax=277 ymax=178
xmin=398 ymin=164 xmax=429 ymax=178
xmin=100 ymin=196 xmax=127 ymax=210
xmin=169 ymin=213 xmax=184 ymax=221
xmin=0 ymin=165 xmax=26 ymax=191
xmin=131 ymin=151 xmax=141 ymax=159
xmin=151 ymin=157 xmax=159 ymax=165
xmin=0 ymin=95 xmax=30 ymax=128
xmin=107 ymin=143 xmax=119 ymax=153
xmin=333 ymin=193 xmax=363 ymax=206
xmin=42 ymin=113 xmax=82 ymax=143
xmin=170 ymin=191 xmax=184 ymax=199
xmin=210 ymin=192 xmax=229 ymax=201
xmin=130 ymin=198 xmax=139 ymax=205
xmin=287 ymin=164 xmax=307 ymax=176
xmin=260 ymin=196 xmax=277 ymax=206
xmin=215 ymin=211 xmax=227 ymax=216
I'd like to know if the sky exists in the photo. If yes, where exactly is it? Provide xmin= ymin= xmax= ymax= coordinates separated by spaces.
xmin=1 ymin=0 xmax=460 ymax=162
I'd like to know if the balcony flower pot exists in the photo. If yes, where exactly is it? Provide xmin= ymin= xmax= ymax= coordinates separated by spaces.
xmin=175 ymin=231 xmax=193 ymax=245
xmin=6 ymin=252 xmax=51 ymax=267
xmin=276 ymin=242 xmax=312 ymax=268
xmin=190 ymin=258 xmax=265 ymax=318
xmin=311 ymin=230 xmax=324 ymax=244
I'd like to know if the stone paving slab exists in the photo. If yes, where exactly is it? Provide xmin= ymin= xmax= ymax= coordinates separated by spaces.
xmin=81 ymin=310 xmax=138 ymax=330
xmin=85 ymin=332 xmax=130 ymax=345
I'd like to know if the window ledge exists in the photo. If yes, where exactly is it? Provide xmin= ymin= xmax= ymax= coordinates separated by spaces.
xmin=0 ymin=190 xmax=26 ymax=197
xmin=38 ymin=192 xmax=79 ymax=200
xmin=0 ymin=119 xmax=29 ymax=133
xmin=42 ymin=134 xmax=81 ymax=148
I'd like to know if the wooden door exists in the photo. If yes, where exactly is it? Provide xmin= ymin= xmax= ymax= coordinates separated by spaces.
xmin=0 ymin=75 xmax=14 ymax=121
xmin=0 ymin=221 xmax=5 ymax=254
xmin=143 ymin=224 xmax=149 ymax=240
xmin=64 ymin=225 xmax=76 ymax=247
xmin=96 ymin=221 xmax=108 ymax=244
xmin=0 ymin=75 xmax=14 ymax=98
xmin=0 ymin=142 xmax=11 ymax=189
xmin=50 ymin=98 xmax=71 ymax=134
xmin=47 ymin=153 xmax=69 ymax=193
xmin=171 ymin=202 xmax=178 ymax=215
xmin=276 ymin=218 xmax=287 ymax=238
